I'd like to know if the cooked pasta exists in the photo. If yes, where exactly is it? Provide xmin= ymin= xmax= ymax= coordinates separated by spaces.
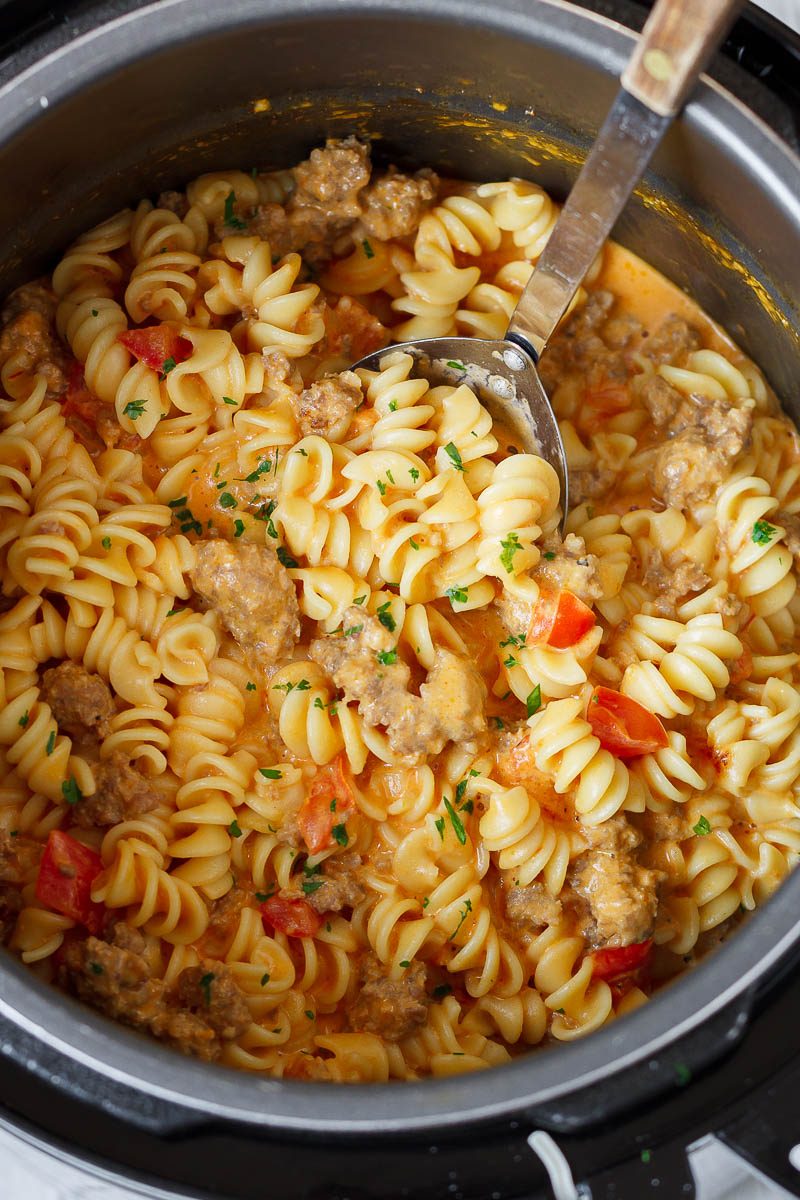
xmin=0 ymin=136 xmax=797 ymax=1082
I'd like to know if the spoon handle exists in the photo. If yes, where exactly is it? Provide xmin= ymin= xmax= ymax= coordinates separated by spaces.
xmin=505 ymin=0 xmax=744 ymax=362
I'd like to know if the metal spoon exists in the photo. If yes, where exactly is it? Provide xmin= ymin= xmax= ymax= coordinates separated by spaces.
xmin=353 ymin=0 xmax=743 ymax=516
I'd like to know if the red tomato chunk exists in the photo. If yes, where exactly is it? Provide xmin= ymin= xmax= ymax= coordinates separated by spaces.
xmin=297 ymin=754 xmax=355 ymax=854
xmin=35 ymin=830 xmax=104 ymax=934
xmin=587 ymin=687 xmax=668 ymax=758
xmin=529 ymin=588 xmax=596 ymax=649
xmin=260 ymin=896 xmax=322 ymax=939
xmin=117 ymin=326 xmax=193 ymax=372
xmin=591 ymin=939 xmax=653 ymax=981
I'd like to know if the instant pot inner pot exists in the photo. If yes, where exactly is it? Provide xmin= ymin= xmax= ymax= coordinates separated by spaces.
xmin=1 ymin=0 xmax=800 ymax=1157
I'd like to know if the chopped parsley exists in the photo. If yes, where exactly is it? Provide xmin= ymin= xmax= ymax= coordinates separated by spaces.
xmin=492 ymin=716 xmax=505 ymax=730
xmin=18 ymin=712 xmax=28 ymax=728
xmin=88 ymin=961 xmax=104 ymax=976
xmin=398 ymin=959 xmax=410 ymax=969
xmin=376 ymin=479 xmax=386 ymax=496
xmin=260 ymin=973 xmax=271 ymax=986
xmin=305 ymin=1010 xmax=315 ymax=1020
xmin=276 ymin=546 xmax=298 ymax=568
xmin=228 ymin=819 xmax=242 ymax=838
xmin=448 ymin=898 xmax=473 ymax=942
xmin=445 ymin=585 xmax=468 ymax=607
xmin=500 ymin=632 xmax=526 ymax=649
xmin=46 ymin=730 xmax=56 ymax=756
xmin=377 ymin=647 xmax=397 ymax=666
xmin=752 ymin=519 xmax=776 ymax=545
xmin=432 ymin=983 xmax=451 ymax=999
xmin=160 ymin=356 xmax=177 ymax=377
xmin=91 ymin=309 xmax=98 ymax=317
xmin=434 ymin=816 xmax=446 ymax=841
xmin=165 ymin=608 xmax=184 ymax=617
xmin=219 ymin=492 xmax=237 ymax=509
xmin=386 ymin=469 xmax=395 ymax=485
xmin=245 ymin=458 xmax=272 ymax=483
xmin=409 ymin=467 xmax=420 ymax=483
xmin=255 ymin=886 xmax=276 ymax=902
xmin=354 ymin=594 xmax=366 ymax=605
xmin=454 ymin=769 xmax=479 ymax=806
xmin=331 ymin=823 xmax=349 ymax=847
xmin=500 ymin=531 xmax=523 ymax=573
xmin=641 ymin=1150 xmax=651 ymax=1164
xmin=409 ymin=538 xmax=420 ymax=550
xmin=223 ymin=190 xmax=246 ymax=230
xmin=389 ymin=400 xmax=398 ymax=412
xmin=259 ymin=767 xmax=283 ymax=779
xmin=343 ymin=624 xmax=363 ymax=638
xmin=693 ymin=815 xmax=711 ymax=836
xmin=375 ymin=603 xmax=397 ymax=636
xmin=526 ymin=685 xmax=542 ymax=717
xmin=199 ymin=971 xmax=215 ymax=1006
xmin=446 ymin=360 xmax=464 ymax=371
xmin=223 ymin=395 xmax=237 ymax=406
xmin=503 ymin=653 xmax=520 ymax=669
xmin=233 ymin=518 xmax=246 ymax=538
xmin=302 ymin=876 xmax=325 ymax=895
xmin=61 ymin=777 xmax=82 ymax=806
xmin=246 ymin=681 xmax=257 ymax=692
xmin=168 ymin=496 xmax=188 ymax=508
xmin=362 ymin=238 xmax=375 ymax=259
xmin=101 ymin=536 xmax=112 ymax=550
xmin=272 ymin=678 xmax=309 ymax=694
xmin=443 ymin=441 xmax=465 ymax=472
xmin=443 ymin=797 xmax=467 ymax=845
xmin=122 ymin=399 xmax=146 ymax=421
xmin=543 ymin=551 xmax=556 ymax=560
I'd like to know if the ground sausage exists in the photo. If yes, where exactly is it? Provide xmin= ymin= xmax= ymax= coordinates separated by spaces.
xmin=296 ymin=371 xmax=362 ymax=441
xmin=202 ymin=887 xmax=248 ymax=959
xmin=348 ymin=953 xmax=428 ymax=1042
xmin=531 ymin=532 xmax=603 ymax=605
xmin=174 ymin=962 xmax=252 ymax=1040
xmin=0 ymin=885 xmax=24 ymax=942
xmin=0 ymin=831 xmax=42 ymax=884
xmin=190 ymin=539 xmax=301 ymax=670
xmin=777 ymin=510 xmax=800 ymax=568
xmin=568 ymin=817 xmax=664 ymax=949
xmin=40 ymin=661 xmax=116 ymax=745
xmin=0 ymin=282 xmax=70 ymax=398
xmin=72 ymin=750 xmax=159 ymax=828
xmin=649 ymin=394 xmax=753 ymax=509
xmin=157 ymin=190 xmax=189 ymax=218
xmin=568 ymin=465 xmax=616 ymax=508
xmin=505 ymin=883 xmax=562 ymax=930
xmin=359 ymin=168 xmax=438 ymax=241
xmin=60 ymin=928 xmax=251 ymax=1061
xmin=249 ymin=137 xmax=371 ymax=262
xmin=643 ymin=315 xmax=702 ymax=365
xmin=310 ymin=608 xmax=486 ymax=759
xmin=283 ymin=852 xmax=365 ymax=914
xmin=641 ymin=548 xmax=710 ymax=615
xmin=637 ymin=374 xmax=683 ymax=427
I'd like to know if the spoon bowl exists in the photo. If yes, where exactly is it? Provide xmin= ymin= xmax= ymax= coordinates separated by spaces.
xmin=354 ymin=334 xmax=568 ymax=505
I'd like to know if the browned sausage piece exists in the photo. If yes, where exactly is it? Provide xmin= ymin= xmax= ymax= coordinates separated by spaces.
xmin=505 ymin=883 xmax=562 ymax=930
xmin=72 ymin=750 xmax=159 ymax=828
xmin=174 ymin=963 xmax=252 ymax=1040
xmin=568 ymin=817 xmax=664 ymax=949
xmin=40 ymin=661 xmax=115 ymax=743
xmin=296 ymin=371 xmax=362 ymax=441
xmin=359 ymin=167 xmax=438 ymax=240
xmin=190 ymin=539 xmax=301 ymax=671
xmin=348 ymin=953 xmax=428 ymax=1042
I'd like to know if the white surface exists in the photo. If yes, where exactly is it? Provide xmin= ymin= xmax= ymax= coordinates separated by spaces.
xmin=1 ymin=0 xmax=799 ymax=1197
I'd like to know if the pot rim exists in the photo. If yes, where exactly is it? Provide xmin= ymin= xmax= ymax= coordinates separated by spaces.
xmin=0 ymin=0 xmax=799 ymax=1134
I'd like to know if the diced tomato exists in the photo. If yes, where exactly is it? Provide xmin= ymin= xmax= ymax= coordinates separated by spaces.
xmin=35 ymin=830 xmax=104 ymax=934
xmin=117 ymin=326 xmax=193 ymax=372
xmin=297 ymin=754 xmax=356 ymax=854
xmin=587 ymin=687 xmax=668 ymax=758
xmin=528 ymin=589 xmax=596 ymax=649
xmin=584 ymin=384 xmax=630 ymax=416
xmin=260 ymin=896 xmax=322 ymax=939
xmin=591 ymin=939 xmax=653 ymax=981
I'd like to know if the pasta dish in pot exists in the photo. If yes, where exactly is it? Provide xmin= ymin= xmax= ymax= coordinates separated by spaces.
xmin=0 ymin=137 xmax=796 ymax=1080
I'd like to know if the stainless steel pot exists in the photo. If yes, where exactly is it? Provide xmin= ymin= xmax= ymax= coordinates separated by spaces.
xmin=0 ymin=2 xmax=799 ymax=1196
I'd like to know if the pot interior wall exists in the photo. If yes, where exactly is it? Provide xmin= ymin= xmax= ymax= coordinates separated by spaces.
xmin=0 ymin=4 xmax=798 ymax=404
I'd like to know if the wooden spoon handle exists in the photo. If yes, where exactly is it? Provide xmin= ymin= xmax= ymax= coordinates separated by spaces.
xmin=623 ymin=0 xmax=744 ymax=117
